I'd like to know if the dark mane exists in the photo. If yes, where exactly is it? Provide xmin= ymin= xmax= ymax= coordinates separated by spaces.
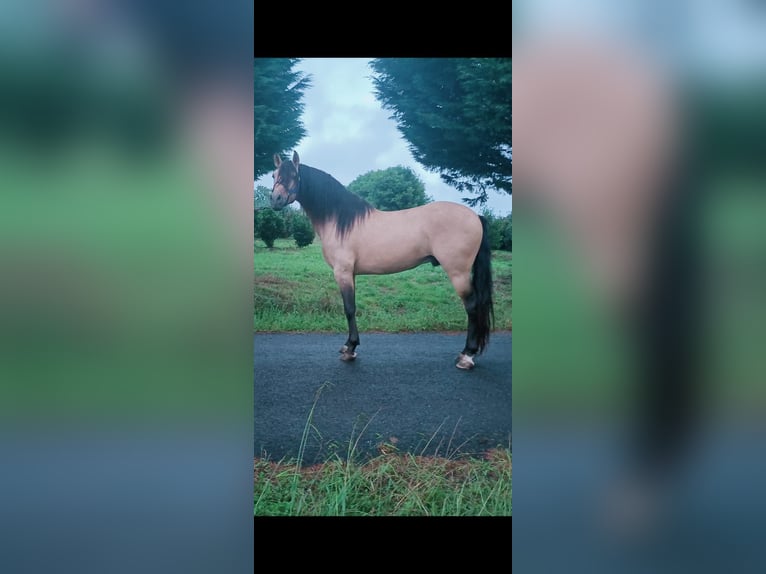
xmin=296 ymin=164 xmax=373 ymax=239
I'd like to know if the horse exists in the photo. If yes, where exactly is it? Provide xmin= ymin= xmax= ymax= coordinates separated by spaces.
xmin=270 ymin=151 xmax=494 ymax=370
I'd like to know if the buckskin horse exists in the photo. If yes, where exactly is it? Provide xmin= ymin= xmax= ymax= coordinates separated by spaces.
xmin=270 ymin=151 xmax=494 ymax=370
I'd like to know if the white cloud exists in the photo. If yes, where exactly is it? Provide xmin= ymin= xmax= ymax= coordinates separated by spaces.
xmin=319 ymin=110 xmax=369 ymax=143
xmin=373 ymin=140 xmax=410 ymax=170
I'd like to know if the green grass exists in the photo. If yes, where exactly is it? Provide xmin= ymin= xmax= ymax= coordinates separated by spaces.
xmin=254 ymin=239 xmax=512 ymax=332
xmin=254 ymin=449 xmax=512 ymax=516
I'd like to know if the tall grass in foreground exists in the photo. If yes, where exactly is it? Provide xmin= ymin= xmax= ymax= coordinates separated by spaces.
xmin=254 ymin=382 xmax=512 ymax=516
xmin=253 ymin=449 xmax=512 ymax=516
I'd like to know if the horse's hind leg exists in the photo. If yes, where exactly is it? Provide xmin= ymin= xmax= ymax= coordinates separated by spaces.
xmin=335 ymin=269 xmax=359 ymax=361
xmin=449 ymin=271 xmax=479 ymax=370
xmin=459 ymin=291 xmax=482 ymax=369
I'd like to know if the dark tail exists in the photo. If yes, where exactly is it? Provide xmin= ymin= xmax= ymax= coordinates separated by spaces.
xmin=472 ymin=216 xmax=495 ymax=354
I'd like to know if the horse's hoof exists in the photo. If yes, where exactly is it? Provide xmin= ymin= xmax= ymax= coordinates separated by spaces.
xmin=340 ymin=351 xmax=357 ymax=362
xmin=456 ymin=353 xmax=475 ymax=370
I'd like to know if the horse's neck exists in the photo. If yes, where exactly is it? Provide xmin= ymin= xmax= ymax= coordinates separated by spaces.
xmin=310 ymin=218 xmax=333 ymax=242
xmin=300 ymin=167 xmax=333 ymax=241
xmin=298 ymin=166 xmax=373 ymax=243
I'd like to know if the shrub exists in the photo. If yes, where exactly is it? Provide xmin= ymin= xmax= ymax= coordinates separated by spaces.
xmin=292 ymin=212 xmax=315 ymax=248
xmin=481 ymin=209 xmax=512 ymax=251
xmin=256 ymin=209 xmax=286 ymax=248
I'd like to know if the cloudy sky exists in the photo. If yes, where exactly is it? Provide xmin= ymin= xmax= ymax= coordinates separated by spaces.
xmin=255 ymin=58 xmax=512 ymax=215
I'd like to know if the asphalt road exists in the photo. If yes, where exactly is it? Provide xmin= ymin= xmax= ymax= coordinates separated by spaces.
xmin=254 ymin=332 xmax=511 ymax=463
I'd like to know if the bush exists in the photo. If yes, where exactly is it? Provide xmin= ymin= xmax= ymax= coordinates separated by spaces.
xmin=500 ymin=215 xmax=512 ymax=251
xmin=292 ymin=212 xmax=315 ymax=248
xmin=256 ymin=209 xmax=286 ymax=248
xmin=281 ymin=208 xmax=300 ymax=238
xmin=481 ymin=209 xmax=512 ymax=251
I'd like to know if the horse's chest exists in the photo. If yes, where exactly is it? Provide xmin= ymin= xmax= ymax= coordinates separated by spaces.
xmin=321 ymin=244 xmax=335 ymax=267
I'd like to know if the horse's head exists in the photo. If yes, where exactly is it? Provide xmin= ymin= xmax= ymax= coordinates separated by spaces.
xmin=271 ymin=151 xmax=300 ymax=210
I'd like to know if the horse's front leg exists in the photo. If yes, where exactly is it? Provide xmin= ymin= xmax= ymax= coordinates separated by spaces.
xmin=334 ymin=268 xmax=359 ymax=361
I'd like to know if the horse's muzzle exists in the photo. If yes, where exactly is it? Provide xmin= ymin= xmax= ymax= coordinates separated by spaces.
xmin=271 ymin=197 xmax=286 ymax=210
xmin=271 ymin=189 xmax=296 ymax=210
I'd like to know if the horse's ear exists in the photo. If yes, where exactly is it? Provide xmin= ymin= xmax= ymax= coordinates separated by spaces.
xmin=292 ymin=151 xmax=300 ymax=170
xmin=273 ymin=154 xmax=282 ymax=167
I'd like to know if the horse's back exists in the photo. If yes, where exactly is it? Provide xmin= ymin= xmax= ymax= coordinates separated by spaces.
xmin=375 ymin=201 xmax=478 ymax=231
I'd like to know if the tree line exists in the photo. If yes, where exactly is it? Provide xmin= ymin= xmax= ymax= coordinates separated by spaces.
xmin=254 ymin=166 xmax=511 ymax=251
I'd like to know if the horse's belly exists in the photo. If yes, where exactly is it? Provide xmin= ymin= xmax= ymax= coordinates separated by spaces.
xmin=353 ymin=237 xmax=431 ymax=274
xmin=354 ymin=252 xmax=428 ymax=275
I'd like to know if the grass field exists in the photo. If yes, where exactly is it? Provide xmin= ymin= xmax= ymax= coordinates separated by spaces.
xmin=254 ymin=239 xmax=512 ymax=332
